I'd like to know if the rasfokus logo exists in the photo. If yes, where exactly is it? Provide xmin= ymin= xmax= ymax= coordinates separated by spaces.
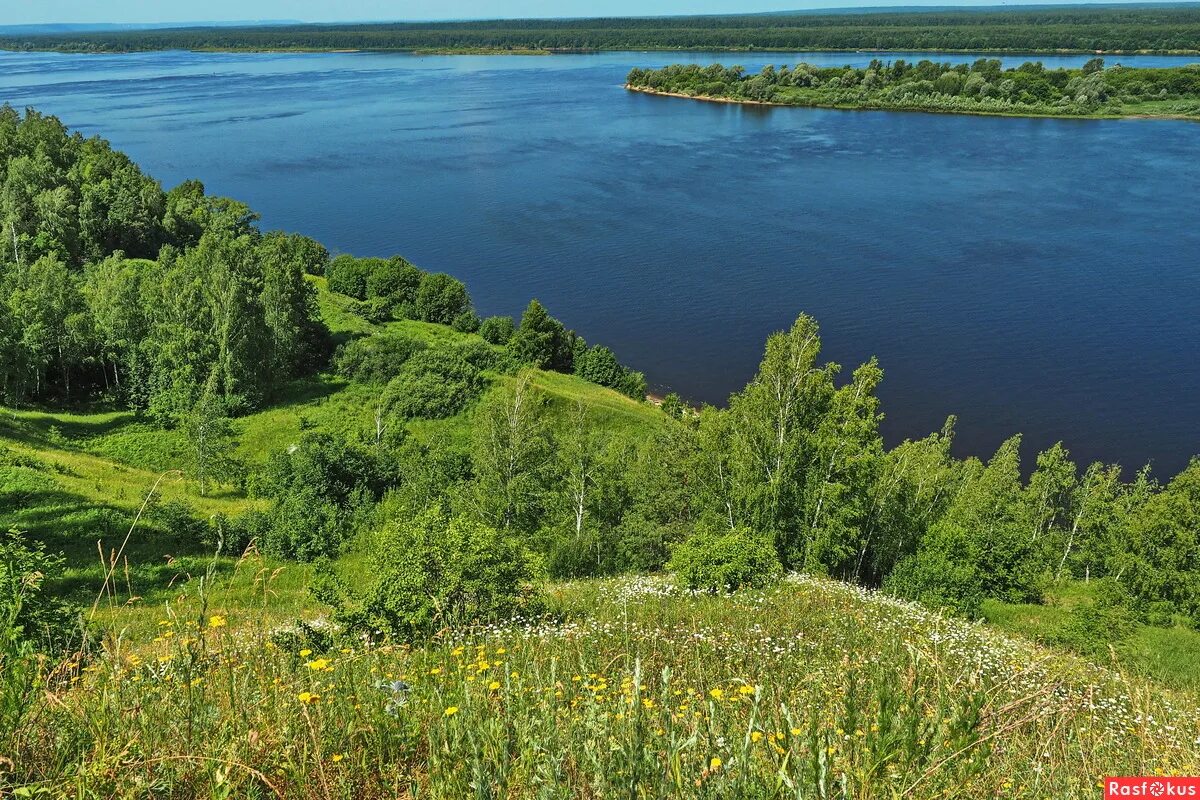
xmin=1106 ymin=778 xmax=1200 ymax=798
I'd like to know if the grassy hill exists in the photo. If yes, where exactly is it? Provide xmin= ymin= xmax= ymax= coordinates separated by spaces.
xmin=0 ymin=279 xmax=669 ymax=640
xmin=9 ymin=572 xmax=1200 ymax=796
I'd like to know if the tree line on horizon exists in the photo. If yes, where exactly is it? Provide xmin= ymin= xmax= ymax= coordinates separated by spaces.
xmin=4 ymin=7 xmax=1200 ymax=54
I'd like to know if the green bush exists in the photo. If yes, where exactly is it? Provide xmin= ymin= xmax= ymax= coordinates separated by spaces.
xmin=315 ymin=507 xmax=542 ymax=641
xmin=414 ymin=273 xmax=471 ymax=325
xmin=884 ymin=548 xmax=984 ymax=617
xmin=0 ymin=528 xmax=77 ymax=654
xmin=335 ymin=334 xmax=426 ymax=384
xmin=252 ymin=434 xmax=394 ymax=560
xmin=326 ymin=254 xmax=372 ymax=299
xmin=669 ymin=527 xmax=782 ymax=592
xmin=478 ymin=315 xmax=515 ymax=345
xmin=384 ymin=349 xmax=485 ymax=420
xmin=451 ymin=311 xmax=481 ymax=333
xmin=365 ymin=257 xmax=422 ymax=303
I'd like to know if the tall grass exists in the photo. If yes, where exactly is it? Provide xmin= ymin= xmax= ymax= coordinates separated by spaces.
xmin=6 ymin=575 xmax=1198 ymax=798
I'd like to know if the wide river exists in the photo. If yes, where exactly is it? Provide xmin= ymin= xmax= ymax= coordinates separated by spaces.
xmin=2 ymin=49 xmax=1198 ymax=474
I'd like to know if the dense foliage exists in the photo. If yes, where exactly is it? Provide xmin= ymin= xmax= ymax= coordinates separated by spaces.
xmin=627 ymin=59 xmax=1200 ymax=118
xmin=5 ymin=7 xmax=1200 ymax=54
xmin=0 ymin=107 xmax=331 ymax=419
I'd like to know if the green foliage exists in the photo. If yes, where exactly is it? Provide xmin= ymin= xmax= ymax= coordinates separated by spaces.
xmin=509 ymin=300 xmax=574 ymax=371
xmin=0 ymin=528 xmax=77 ymax=654
xmin=11 ymin=7 xmax=1200 ymax=54
xmin=669 ymin=526 xmax=782 ymax=592
xmin=383 ymin=348 xmax=486 ymax=420
xmin=627 ymin=59 xmax=1200 ymax=120
xmin=451 ymin=310 xmax=481 ymax=333
xmin=414 ymin=272 xmax=471 ymax=325
xmin=478 ymin=314 xmax=515 ymax=345
xmin=325 ymin=254 xmax=371 ymax=299
xmin=334 ymin=333 xmax=426 ymax=384
xmin=252 ymin=433 xmax=393 ymax=560
xmin=365 ymin=256 xmax=421 ymax=303
xmin=316 ymin=506 xmax=542 ymax=641
xmin=574 ymin=344 xmax=647 ymax=400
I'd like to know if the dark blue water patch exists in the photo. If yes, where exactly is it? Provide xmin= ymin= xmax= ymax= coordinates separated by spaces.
xmin=2 ymin=49 xmax=1198 ymax=477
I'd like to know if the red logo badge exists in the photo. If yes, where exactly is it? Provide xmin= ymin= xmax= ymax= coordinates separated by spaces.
xmin=1106 ymin=778 xmax=1200 ymax=798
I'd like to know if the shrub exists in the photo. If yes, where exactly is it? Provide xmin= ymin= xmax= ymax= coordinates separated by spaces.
xmin=366 ymin=257 xmax=422 ymax=303
xmin=150 ymin=499 xmax=207 ymax=542
xmin=415 ymin=273 xmax=471 ymax=325
xmin=0 ymin=528 xmax=77 ymax=654
xmin=670 ymin=527 xmax=782 ymax=592
xmin=326 ymin=254 xmax=372 ymax=299
xmin=478 ymin=315 xmax=515 ymax=345
xmin=885 ymin=547 xmax=984 ymax=617
xmin=252 ymin=434 xmax=394 ymax=560
xmin=335 ymin=334 xmax=426 ymax=384
xmin=451 ymin=311 xmax=481 ymax=333
xmin=315 ymin=507 xmax=542 ymax=641
xmin=384 ymin=349 xmax=485 ymax=420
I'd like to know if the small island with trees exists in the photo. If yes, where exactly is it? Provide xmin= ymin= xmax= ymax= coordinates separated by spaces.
xmin=626 ymin=58 xmax=1200 ymax=119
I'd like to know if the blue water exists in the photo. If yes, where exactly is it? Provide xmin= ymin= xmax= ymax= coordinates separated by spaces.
xmin=2 ymin=49 xmax=1198 ymax=475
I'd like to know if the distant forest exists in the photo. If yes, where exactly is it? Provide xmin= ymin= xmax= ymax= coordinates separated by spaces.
xmin=4 ymin=7 xmax=1200 ymax=54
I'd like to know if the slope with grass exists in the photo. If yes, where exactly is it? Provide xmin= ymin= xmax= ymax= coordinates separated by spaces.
xmin=9 ymin=573 xmax=1199 ymax=797
xmin=0 ymin=279 xmax=669 ymax=640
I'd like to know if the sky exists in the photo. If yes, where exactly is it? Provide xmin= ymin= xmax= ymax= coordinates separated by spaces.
xmin=0 ymin=0 xmax=1151 ymax=26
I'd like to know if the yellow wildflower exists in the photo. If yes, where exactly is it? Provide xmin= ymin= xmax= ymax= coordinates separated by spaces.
xmin=709 ymin=688 xmax=724 ymax=701
xmin=709 ymin=757 xmax=722 ymax=771
xmin=207 ymin=615 xmax=227 ymax=629
xmin=306 ymin=658 xmax=332 ymax=672
xmin=489 ymin=681 xmax=502 ymax=691
xmin=444 ymin=706 xmax=460 ymax=717
xmin=298 ymin=691 xmax=320 ymax=705
xmin=299 ymin=649 xmax=312 ymax=657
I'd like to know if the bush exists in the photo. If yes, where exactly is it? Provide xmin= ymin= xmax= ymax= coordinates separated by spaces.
xmin=315 ymin=507 xmax=542 ymax=641
xmin=885 ymin=547 xmax=984 ymax=617
xmin=414 ymin=273 xmax=471 ymax=325
xmin=451 ymin=311 xmax=481 ymax=333
xmin=0 ymin=528 xmax=77 ymax=654
xmin=150 ymin=499 xmax=207 ymax=542
xmin=252 ymin=434 xmax=393 ymax=560
xmin=670 ymin=527 xmax=782 ymax=592
xmin=479 ymin=315 xmax=515 ymax=345
xmin=326 ymin=254 xmax=372 ymax=299
xmin=335 ymin=334 xmax=426 ymax=384
xmin=366 ymin=257 xmax=422 ymax=303
xmin=384 ymin=349 xmax=485 ymax=420
xmin=509 ymin=299 xmax=574 ymax=371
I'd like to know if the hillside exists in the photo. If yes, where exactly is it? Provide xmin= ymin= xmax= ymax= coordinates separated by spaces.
xmin=8 ymin=572 xmax=1200 ymax=796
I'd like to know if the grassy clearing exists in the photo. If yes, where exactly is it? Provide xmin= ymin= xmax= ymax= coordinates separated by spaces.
xmin=9 ymin=574 xmax=1198 ymax=797
xmin=985 ymin=584 xmax=1200 ymax=693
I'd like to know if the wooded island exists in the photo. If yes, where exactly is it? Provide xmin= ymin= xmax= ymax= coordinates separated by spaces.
xmin=626 ymin=58 xmax=1200 ymax=119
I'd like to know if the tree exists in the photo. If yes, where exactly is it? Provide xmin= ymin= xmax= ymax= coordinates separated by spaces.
xmin=183 ymin=383 xmax=239 ymax=496
xmin=479 ymin=315 xmax=515 ymax=345
xmin=724 ymin=314 xmax=835 ymax=567
xmin=316 ymin=507 xmax=541 ymax=641
xmin=366 ymin=256 xmax=421 ymax=302
xmin=469 ymin=372 xmax=551 ymax=532
xmin=414 ymin=272 xmax=470 ymax=325
xmin=509 ymin=299 xmax=573 ymax=372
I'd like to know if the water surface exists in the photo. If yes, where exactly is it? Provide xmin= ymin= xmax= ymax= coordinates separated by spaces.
xmin=2 ymin=49 xmax=1198 ymax=474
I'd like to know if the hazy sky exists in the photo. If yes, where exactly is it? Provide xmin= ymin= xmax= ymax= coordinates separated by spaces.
xmin=0 ymin=0 xmax=1136 ymax=26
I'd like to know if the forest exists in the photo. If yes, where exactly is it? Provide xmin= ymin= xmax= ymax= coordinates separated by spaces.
xmin=4 ymin=6 xmax=1200 ymax=54
xmin=3 ymin=107 xmax=1200 ymax=795
xmin=626 ymin=58 xmax=1200 ymax=118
